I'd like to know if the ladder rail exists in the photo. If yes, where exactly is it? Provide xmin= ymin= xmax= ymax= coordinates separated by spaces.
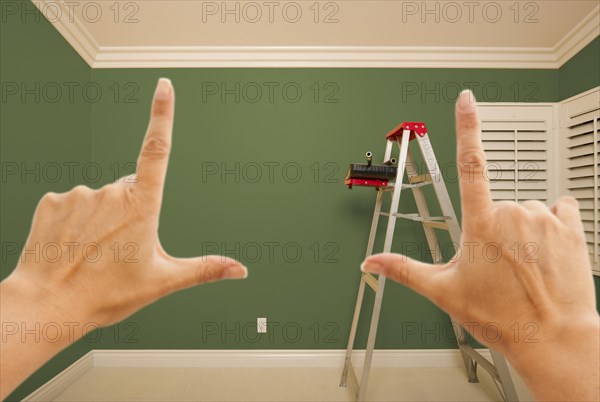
xmin=357 ymin=132 xmax=411 ymax=401
xmin=414 ymin=133 xmax=480 ymax=381
xmin=490 ymin=349 xmax=520 ymax=401
xmin=405 ymin=150 xmax=445 ymax=264
xmin=383 ymin=132 xmax=410 ymax=253
xmin=341 ymin=189 xmax=385 ymax=388
xmin=415 ymin=135 xmax=462 ymax=243
xmin=415 ymin=133 xmax=518 ymax=396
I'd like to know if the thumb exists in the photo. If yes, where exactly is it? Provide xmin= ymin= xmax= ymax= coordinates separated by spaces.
xmin=162 ymin=255 xmax=248 ymax=293
xmin=361 ymin=253 xmax=446 ymax=303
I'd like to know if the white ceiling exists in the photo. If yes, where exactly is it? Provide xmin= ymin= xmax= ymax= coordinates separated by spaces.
xmin=37 ymin=0 xmax=600 ymax=68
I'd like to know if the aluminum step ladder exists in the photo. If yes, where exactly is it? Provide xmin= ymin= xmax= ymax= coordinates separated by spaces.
xmin=340 ymin=122 xmax=519 ymax=402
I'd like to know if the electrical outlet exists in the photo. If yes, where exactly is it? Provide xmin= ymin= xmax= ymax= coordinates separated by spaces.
xmin=257 ymin=317 xmax=267 ymax=333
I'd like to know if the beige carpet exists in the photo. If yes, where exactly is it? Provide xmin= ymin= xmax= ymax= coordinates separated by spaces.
xmin=52 ymin=366 xmax=533 ymax=401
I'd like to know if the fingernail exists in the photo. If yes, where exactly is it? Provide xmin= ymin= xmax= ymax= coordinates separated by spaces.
xmin=155 ymin=78 xmax=172 ymax=100
xmin=222 ymin=264 xmax=248 ymax=280
xmin=361 ymin=261 xmax=382 ymax=274
xmin=457 ymin=89 xmax=476 ymax=113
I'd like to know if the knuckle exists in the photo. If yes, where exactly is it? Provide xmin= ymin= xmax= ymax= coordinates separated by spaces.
xmin=39 ymin=191 xmax=61 ymax=207
xmin=459 ymin=149 xmax=486 ymax=168
xmin=141 ymin=136 xmax=171 ymax=160
xmin=492 ymin=201 xmax=526 ymax=224
xmin=558 ymin=195 xmax=579 ymax=209
xmin=152 ymin=98 xmax=171 ymax=116
xmin=457 ymin=114 xmax=480 ymax=131
xmin=71 ymin=184 xmax=92 ymax=195
xmin=98 ymin=184 xmax=120 ymax=204
xmin=495 ymin=200 xmax=520 ymax=212
xmin=521 ymin=200 xmax=546 ymax=211
xmin=386 ymin=262 xmax=410 ymax=286
xmin=66 ymin=185 xmax=96 ymax=202
xmin=196 ymin=264 xmax=222 ymax=284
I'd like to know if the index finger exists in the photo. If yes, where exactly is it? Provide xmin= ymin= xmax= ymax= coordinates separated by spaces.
xmin=136 ymin=78 xmax=175 ymax=204
xmin=455 ymin=90 xmax=493 ymax=220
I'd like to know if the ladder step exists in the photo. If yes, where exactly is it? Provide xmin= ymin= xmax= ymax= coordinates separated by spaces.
xmin=400 ymin=182 xmax=430 ymax=189
xmin=393 ymin=213 xmax=449 ymax=221
xmin=378 ymin=185 xmax=395 ymax=192
xmin=409 ymin=174 xmax=432 ymax=185
xmin=362 ymin=272 xmax=379 ymax=291
xmin=377 ymin=175 xmax=432 ymax=191
xmin=378 ymin=212 xmax=450 ymax=231
xmin=423 ymin=221 xmax=449 ymax=230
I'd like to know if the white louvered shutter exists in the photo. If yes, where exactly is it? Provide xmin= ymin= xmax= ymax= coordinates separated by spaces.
xmin=560 ymin=89 xmax=600 ymax=275
xmin=478 ymin=105 xmax=555 ymax=203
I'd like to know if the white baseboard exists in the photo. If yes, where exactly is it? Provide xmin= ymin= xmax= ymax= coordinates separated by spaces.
xmin=23 ymin=351 xmax=94 ymax=402
xmin=23 ymin=348 xmax=492 ymax=401
xmin=91 ymin=348 xmax=493 ymax=369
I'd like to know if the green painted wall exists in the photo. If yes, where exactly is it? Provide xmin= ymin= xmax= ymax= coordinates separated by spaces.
xmin=87 ymin=68 xmax=558 ymax=356
xmin=0 ymin=3 xmax=93 ymax=400
xmin=0 ymin=2 xmax=91 ymax=400
xmin=559 ymin=36 xmax=600 ymax=100
xmin=2 ymin=5 xmax=598 ymax=399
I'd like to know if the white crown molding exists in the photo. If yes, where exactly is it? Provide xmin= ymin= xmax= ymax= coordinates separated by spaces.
xmin=35 ymin=1 xmax=600 ymax=69
xmin=554 ymin=5 xmax=600 ymax=68
xmin=93 ymin=45 xmax=559 ymax=69
xmin=32 ymin=0 xmax=99 ymax=67
xmin=23 ymin=348 xmax=491 ymax=401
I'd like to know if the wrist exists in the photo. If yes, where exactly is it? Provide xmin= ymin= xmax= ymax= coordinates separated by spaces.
xmin=1 ymin=272 xmax=86 ymax=347
xmin=505 ymin=313 xmax=600 ymax=401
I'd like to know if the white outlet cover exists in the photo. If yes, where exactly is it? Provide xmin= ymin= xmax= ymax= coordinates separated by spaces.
xmin=257 ymin=317 xmax=267 ymax=333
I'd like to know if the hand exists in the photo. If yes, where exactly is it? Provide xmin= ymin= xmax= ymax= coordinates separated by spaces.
xmin=361 ymin=90 xmax=599 ymax=401
xmin=0 ymin=79 xmax=247 ymax=399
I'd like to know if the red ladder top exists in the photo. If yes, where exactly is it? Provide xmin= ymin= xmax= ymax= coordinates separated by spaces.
xmin=386 ymin=122 xmax=428 ymax=141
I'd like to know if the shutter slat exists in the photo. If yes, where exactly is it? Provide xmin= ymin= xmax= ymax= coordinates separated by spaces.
xmin=567 ymin=165 xmax=596 ymax=178
xmin=568 ymin=176 xmax=595 ymax=188
xmin=490 ymin=190 xmax=517 ymax=200
xmin=566 ymin=109 xmax=600 ymax=127
xmin=483 ymin=141 xmax=516 ymax=151
xmin=567 ymin=132 xmax=595 ymax=147
xmin=517 ymin=150 xmax=546 ymax=160
xmin=517 ymin=190 xmax=547 ymax=199
xmin=482 ymin=121 xmax=547 ymax=131
xmin=577 ymin=199 xmax=595 ymax=209
xmin=517 ymin=131 xmax=547 ymax=141
xmin=580 ymin=210 xmax=596 ymax=220
xmin=568 ymin=188 xmax=595 ymax=199
xmin=518 ymin=141 xmax=547 ymax=151
xmin=567 ymin=144 xmax=594 ymax=158
xmin=481 ymin=131 xmax=515 ymax=141
xmin=566 ymin=121 xmax=595 ymax=138
xmin=484 ymin=161 xmax=548 ymax=170
xmin=490 ymin=181 xmax=517 ymax=190
xmin=566 ymin=154 xmax=595 ymax=168
xmin=488 ymin=171 xmax=548 ymax=181
xmin=485 ymin=151 xmax=516 ymax=160
xmin=517 ymin=181 xmax=548 ymax=190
